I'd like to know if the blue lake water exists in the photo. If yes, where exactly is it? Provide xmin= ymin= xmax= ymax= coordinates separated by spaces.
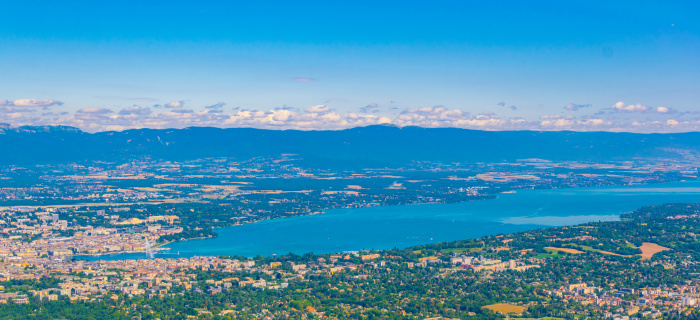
xmin=78 ymin=180 xmax=700 ymax=261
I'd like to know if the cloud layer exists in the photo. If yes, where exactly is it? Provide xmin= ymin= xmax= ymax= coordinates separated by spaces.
xmin=163 ymin=101 xmax=184 ymax=108
xmin=609 ymin=101 xmax=673 ymax=114
xmin=0 ymin=99 xmax=63 ymax=107
xmin=564 ymin=103 xmax=590 ymax=111
xmin=0 ymin=99 xmax=698 ymax=133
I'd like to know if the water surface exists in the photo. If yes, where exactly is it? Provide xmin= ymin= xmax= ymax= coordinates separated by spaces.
xmin=78 ymin=180 xmax=700 ymax=260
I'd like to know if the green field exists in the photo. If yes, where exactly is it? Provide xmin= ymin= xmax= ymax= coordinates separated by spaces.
xmin=563 ymin=243 xmax=633 ymax=257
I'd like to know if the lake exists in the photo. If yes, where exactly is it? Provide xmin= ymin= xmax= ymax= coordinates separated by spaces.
xmin=78 ymin=180 xmax=700 ymax=261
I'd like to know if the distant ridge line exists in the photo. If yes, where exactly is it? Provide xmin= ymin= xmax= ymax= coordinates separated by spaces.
xmin=1 ymin=124 xmax=699 ymax=168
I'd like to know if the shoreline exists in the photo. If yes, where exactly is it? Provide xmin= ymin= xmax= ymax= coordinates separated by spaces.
xmin=71 ymin=240 xmax=178 ymax=259
xmin=76 ymin=179 xmax=699 ymax=261
xmin=202 ymin=178 xmax=695 ymax=232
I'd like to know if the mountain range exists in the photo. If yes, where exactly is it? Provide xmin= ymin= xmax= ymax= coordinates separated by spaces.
xmin=1 ymin=124 xmax=699 ymax=168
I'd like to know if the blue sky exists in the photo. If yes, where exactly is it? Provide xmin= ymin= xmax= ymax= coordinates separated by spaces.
xmin=1 ymin=1 xmax=699 ymax=132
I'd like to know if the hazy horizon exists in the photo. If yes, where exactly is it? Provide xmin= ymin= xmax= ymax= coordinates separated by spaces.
xmin=6 ymin=122 xmax=700 ymax=135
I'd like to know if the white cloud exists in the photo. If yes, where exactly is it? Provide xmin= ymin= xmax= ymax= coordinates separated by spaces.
xmin=0 ymin=99 xmax=63 ymax=107
xmin=12 ymin=99 xmax=63 ymax=107
xmin=394 ymin=106 xmax=522 ymax=129
xmin=579 ymin=119 xmax=607 ymax=126
xmin=77 ymin=107 xmax=112 ymax=114
xmin=164 ymin=101 xmax=184 ymax=108
xmin=70 ymin=108 xmax=115 ymax=124
xmin=540 ymin=114 xmax=574 ymax=120
xmin=564 ymin=103 xmax=590 ymax=111
xmin=271 ymin=109 xmax=295 ymax=121
xmin=119 ymin=106 xmax=152 ymax=116
xmin=611 ymin=101 xmax=650 ymax=112
xmin=655 ymin=106 xmax=677 ymax=113
xmin=305 ymin=105 xmax=330 ymax=113
xmin=541 ymin=119 xmax=575 ymax=127
xmin=607 ymin=101 xmax=679 ymax=114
